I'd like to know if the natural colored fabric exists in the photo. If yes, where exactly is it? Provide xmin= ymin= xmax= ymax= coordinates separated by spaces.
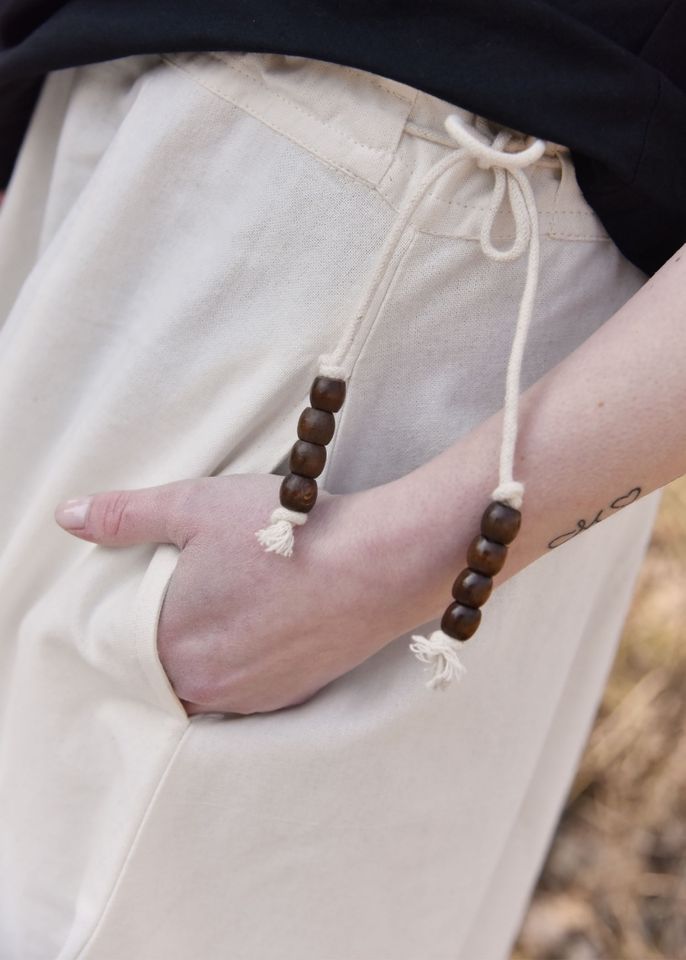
xmin=0 ymin=52 xmax=661 ymax=959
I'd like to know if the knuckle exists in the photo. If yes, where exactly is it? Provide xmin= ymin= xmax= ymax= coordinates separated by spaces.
xmin=99 ymin=491 xmax=131 ymax=539
xmin=165 ymin=484 xmax=201 ymax=546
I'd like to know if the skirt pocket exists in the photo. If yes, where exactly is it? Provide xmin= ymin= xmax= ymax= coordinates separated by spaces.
xmin=128 ymin=542 xmax=188 ymax=717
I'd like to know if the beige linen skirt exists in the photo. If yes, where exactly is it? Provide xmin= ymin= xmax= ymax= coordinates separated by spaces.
xmin=0 ymin=51 xmax=661 ymax=959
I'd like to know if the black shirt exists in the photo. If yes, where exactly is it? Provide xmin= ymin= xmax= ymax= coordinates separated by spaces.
xmin=1 ymin=0 xmax=685 ymax=275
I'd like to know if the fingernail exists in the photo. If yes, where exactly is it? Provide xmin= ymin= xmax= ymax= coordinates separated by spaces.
xmin=55 ymin=496 xmax=92 ymax=530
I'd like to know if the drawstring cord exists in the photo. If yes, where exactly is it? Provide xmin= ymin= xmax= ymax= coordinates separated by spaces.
xmin=256 ymin=121 xmax=481 ymax=555
xmin=444 ymin=115 xmax=545 ymax=511
xmin=409 ymin=116 xmax=545 ymax=688
xmin=256 ymin=112 xmax=547 ymax=692
xmin=317 ymin=137 xmax=474 ymax=381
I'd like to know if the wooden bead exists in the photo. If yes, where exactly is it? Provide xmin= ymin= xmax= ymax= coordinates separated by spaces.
xmin=467 ymin=534 xmax=508 ymax=576
xmin=289 ymin=440 xmax=326 ymax=478
xmin=441 ymin=602 xmax=481 ymax=641
xmin=297 ymin=407 xmax=335 ymax=445
xmin=481 ymin=501 xmax=521 ymax=545
xmin=310 ymin=376 xmax=346 ymax=413
xmin=279 ymin=473 xmax=318 ymax=513
xmin=451 ymin=568 xmax=493 ymax=607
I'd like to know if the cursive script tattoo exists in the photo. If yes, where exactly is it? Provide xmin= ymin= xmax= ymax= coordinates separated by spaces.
xmin=547 ymin=487 xmax=642 ymax=549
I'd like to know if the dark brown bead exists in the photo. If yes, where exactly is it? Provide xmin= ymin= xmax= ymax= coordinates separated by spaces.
xmin=451 ymin=567 xmax=493 ymax=607
xmin=279 ymin=473 xmax=318 ymax=513
xmin=289 ymin=440 xmax=326 ymax=479
xmin=310 ymin=376 xmax=346 ymax=413
xmin=297 ymin=407 xmax=335 ymax=445
xmin=441 ymin=602 xmax=481 ymax=641
xmin=480 ymin=500 xmax=522 ymax=545
xmin=466 ymin=534 xmax=508 ymax=576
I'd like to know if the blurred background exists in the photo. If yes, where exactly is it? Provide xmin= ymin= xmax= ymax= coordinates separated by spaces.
xmin=512 ymin=476 xmax=686 ymax=959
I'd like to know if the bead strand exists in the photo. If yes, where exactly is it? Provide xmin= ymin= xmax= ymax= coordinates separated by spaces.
xmin=409 ymin=499 xmax=521 ymax=688
xmin=279 ymin=376 xmax=346 ymax=513
xmin=255 ymin=375 xmax=346 ymax=556
xmin=440 ymin=499 xmax=521 ymax=638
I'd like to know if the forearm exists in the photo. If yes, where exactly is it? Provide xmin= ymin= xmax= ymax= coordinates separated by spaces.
xmin=360 ymin=243 xmax=686 ymax=625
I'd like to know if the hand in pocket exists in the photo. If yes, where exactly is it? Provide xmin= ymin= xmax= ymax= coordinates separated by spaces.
xmin=53 ymin=474 xmax=419 ymax=715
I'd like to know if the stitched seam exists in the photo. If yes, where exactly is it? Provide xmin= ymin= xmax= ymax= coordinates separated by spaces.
xmin=548 ymin=233 xmax=611 ymax=242
xmin=203 ymin=52 xmax=392 ymax=155
xmin=209 ymin=50 xmax=417 ymax=106
xmin=403 ymin=120 xmax=468 ymax=148
xmin=403 ymin=120 xmax=564 ymax=166
xmin=161 ymin=54 xmax=379 ymax=186
xmin=381 ymin=154 xmax=598 ymax=217
xmin=161 ymin=55 xmax=605 ymax=240
xmin=410 ymin=224 xmax=611 ymax=243
xmin=324 ymin=62 xmax=417 ymax=104
xmin=431 ymin=195 xmax=598 ymax=216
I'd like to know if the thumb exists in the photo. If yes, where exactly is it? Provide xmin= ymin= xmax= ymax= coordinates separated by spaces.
xmin=54 ymin=479 xmax=195 ymax=547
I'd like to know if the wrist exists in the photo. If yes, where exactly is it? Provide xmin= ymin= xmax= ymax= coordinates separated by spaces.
xmin=309 ymin=406 xmax=533 ymax=646
xmin=376 ymin=473 xmax=484 ymax=623
xmin=327 ymin=471 xmax=481 ymax=633
xmin=354 ymin=413 xmax=530 ymax=627
xmin=301 ymin=483 xmax=441 ymax=645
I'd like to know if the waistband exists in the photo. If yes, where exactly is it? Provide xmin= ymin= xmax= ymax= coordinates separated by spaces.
xmin=163 ymin=51 xmax=607 ymax=243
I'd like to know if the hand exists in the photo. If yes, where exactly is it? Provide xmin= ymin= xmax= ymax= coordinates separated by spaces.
xmin=53 ymin=474 xmax=424 ymax=716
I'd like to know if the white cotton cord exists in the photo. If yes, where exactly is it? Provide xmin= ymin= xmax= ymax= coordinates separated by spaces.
xmin=490 ymin=480 xmax=524 ymax=511
xmin=318 ymin=143 xmax=472 ymax=377
xmin=255 ymin=506 xmax=309 ymax=557
xmin=409 ymin=114 xmax=547 ymax=689
xmin=259 ymin=131 xmax=481 ymax=561
xmin=409 ymin=631 xmax=467 ymax=689
xmin=444 ymin=114 xmax=545 ymax=512
xmin=317 ymin=360 xmax=349 ymax=381
xmin=488 ymin=164 xmax=541 ymax=511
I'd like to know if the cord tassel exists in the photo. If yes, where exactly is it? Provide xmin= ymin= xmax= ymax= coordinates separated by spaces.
xmin=409 ymin=631 xmax=468 ymax=689
xmin=255 ymin=506 xmax=309 ymax=557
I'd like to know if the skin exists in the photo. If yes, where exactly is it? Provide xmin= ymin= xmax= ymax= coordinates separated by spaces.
xmin=54 ymin=242 xmax=686 ymax=716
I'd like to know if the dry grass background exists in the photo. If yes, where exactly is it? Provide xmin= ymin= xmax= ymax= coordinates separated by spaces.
xmin=511 ymin=476 xmax=686 ymax=960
